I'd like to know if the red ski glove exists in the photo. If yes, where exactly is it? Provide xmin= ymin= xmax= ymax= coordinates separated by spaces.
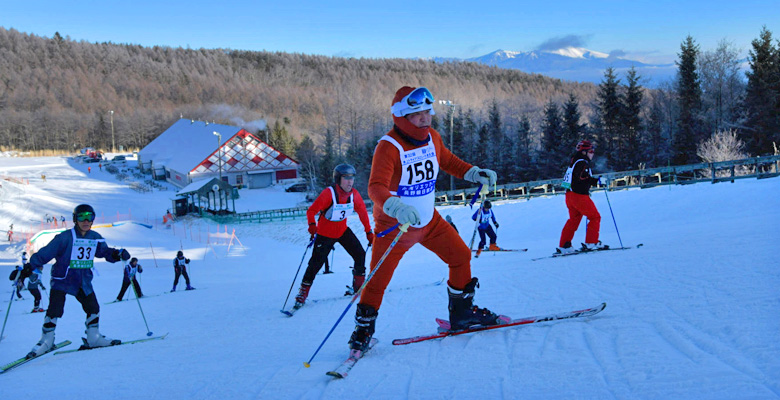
xmin=308 ymin=223 xmax=317 ymax=236
xmin=365 ymin=231 xmax=374 ymax=246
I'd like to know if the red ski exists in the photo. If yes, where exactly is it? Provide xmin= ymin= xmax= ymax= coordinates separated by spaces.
xmin=392 ymin=302 xmax=606 ymax=345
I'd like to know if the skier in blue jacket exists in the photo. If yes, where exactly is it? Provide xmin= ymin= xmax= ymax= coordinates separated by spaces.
xmin=471 ymin=200 xmax=502 ymax=257
xmin=27 ymin=204 xmax=131 ymax=358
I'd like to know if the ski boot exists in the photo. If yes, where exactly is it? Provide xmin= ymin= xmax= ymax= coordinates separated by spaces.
xmin=83 ymin=313 xmax=121 ymax=349
xmin=556 ymin=241 xmax=576 ymax=254
xmin=171 ymin=285 xmax=176 ymax=292
xmin=294 ymin=282 xmax=311 ymax=309
xmin=345 ymin=274 xmax=365 ymax=296
xmin=488 ymin=243 xmax=502 ymax=251
xmin=447 ymin=277 xmax=510 ymax=331
xmin=475 ymin=248 xmax=483 ymax=258
xmin=348 ymin=303 xmax=377 ymax=354
xmin=27 ymin=316 xmax=57 ymax=358
xmin=185 ymin=285 xmax=195 ymax=291
xmin=581 ymin=241 xmax=609 ymax=251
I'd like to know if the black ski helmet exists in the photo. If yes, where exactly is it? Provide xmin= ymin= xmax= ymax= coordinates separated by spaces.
xmin=333 ymin=164 xmax=357 ymax=185
xmin=72 ymin=204 xmax=96 ymax=222
xmin=130 ymin=257 xmax=138 ymax=264
xmin=177 ymin=250 xmax=184 ymax=257
xmin=483 ymin=200 xmax=492 ymax=209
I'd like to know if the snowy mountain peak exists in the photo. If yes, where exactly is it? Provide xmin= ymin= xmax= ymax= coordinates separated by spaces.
xmin=546 ymin=46 xmax=609 ymax=59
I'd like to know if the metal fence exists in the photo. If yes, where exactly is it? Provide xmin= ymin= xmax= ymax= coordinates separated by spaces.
xmin=201 ymin=155 xmax=780 ymax=223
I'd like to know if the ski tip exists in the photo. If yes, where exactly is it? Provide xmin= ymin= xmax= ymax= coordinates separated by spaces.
xmin=326 ymin=371 xmax=345 ymax=379
xmin=637 ymin=243 xmax=644 ymax=248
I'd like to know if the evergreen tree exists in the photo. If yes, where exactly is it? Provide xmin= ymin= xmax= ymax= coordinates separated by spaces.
xmin=318 ymin=129 xmax=336 ymax=189
xmin=622 ymin=67 xmax=644 ymax=170
xmin=516 ymin=115 xmax=533 ymax=180
xmin=561 ymin=94 xmax=586 ymax=154
xmin=540 ymin=99 xmax=563 ymax=178
xmin=295 ymin=135 xmax=319 ymax=191
xmin=596 ymin=67 xmax=623 ymax=169
xmin=486 ymin=100 xmax=504 ymax=168
xmin=743 ymin=26 xmax=780 ymax=155
xmin=673 ymin=35 xmax=703 ymax=165
xmin=645 ymin=97 xmax=666 ymax=167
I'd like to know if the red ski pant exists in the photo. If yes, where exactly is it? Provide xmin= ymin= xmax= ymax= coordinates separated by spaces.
xmin=360 ymin=211 xmax=471 ymax=311
xmin=559 ymin=191 xmax=601 ymax=246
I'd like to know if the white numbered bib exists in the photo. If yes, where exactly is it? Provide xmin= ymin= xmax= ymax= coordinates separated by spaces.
xmin=478 ymin=209 xmax=493 ymax=224
xmin=380 ymin=135 xmax=439 ymax=227
xmin=324 ymin=187 xmax=354 ymax=222
xmin=69 ymin=229 xmax=97 ymax=269
xmin=562 ymin=159 xmax=585 ymax=190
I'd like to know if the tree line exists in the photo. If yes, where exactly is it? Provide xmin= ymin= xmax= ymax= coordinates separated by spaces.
xmin=0 ymin=26 xmax=777 ymax=196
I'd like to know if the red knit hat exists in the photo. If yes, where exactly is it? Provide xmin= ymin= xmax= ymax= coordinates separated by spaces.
xmin=391 ymin=86 xmax=434 ymax=142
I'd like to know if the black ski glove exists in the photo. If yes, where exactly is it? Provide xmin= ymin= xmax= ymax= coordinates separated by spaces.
xmin=185 ymin=258 xmax=190 ymax=264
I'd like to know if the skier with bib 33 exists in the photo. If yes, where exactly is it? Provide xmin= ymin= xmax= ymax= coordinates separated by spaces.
xmin=295 ymin=164 xmax=373 ymax=307
xmin=347 ymin=86 xmax=509 ymax=354
xmin=557 ymin=140 xmax=608 ymax=254
xmin=27 ymin=204 xmax=131 ymax=358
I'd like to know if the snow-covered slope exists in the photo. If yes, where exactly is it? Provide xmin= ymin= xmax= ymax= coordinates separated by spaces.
xmin=1 ymin=156 xmax=778 ymax=399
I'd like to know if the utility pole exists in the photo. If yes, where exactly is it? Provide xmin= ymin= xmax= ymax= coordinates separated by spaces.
xmin=213 ymin=131 xmax=223 ymax=181
xmin=110 ymin=110 xmax=115 ymax=153
xmin=438 ymin=100 xmax=458 ymax=191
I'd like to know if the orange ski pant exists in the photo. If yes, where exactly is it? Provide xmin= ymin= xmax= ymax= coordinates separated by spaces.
xmin=559 ymin=191 xmax=601 ymax=247
xmin=359 ymin=212 xmax=471 ymax=311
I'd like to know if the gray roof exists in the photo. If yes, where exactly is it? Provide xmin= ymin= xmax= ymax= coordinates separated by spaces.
xmin=139 ymin=119 xmax=242 ymax=174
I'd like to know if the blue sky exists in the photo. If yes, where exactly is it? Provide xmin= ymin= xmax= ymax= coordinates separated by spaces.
xmin=2 ymin=0 xmax=776 ymax=63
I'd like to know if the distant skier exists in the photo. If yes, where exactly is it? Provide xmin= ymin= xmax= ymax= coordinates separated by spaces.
xmin=9 ymin=265 xmax=24 ymax=300
xmin=27 ymin=204 xmax=131 ymax=358
xmin=294 ymin=164 xmax=374 ymax=307
xmin=26 ymin=264 xmax=46 ymax=313
xmin=471 ymin=200 xmax=501 ymax=257
xmin=557 ymin=140 xmax=608 ymax=254
xmin=172 ymin=250 xmax=194 ymax=291
xmin=116 ymin=257 xmax=143 ymax=301
xmin=445 ymin=215 xmax=458 ymax=233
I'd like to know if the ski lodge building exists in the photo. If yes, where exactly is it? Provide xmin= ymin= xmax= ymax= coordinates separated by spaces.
xmin=138 ymin=119 xmax=299 ymax=189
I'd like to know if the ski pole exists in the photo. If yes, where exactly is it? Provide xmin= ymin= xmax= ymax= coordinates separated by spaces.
xmin=304 ymin=223 xmax=410 ymax=368
xmin=149 ymin=243 xmax=159 ymax=268
xmin=602 ymin=181 xmax=624 ymax=248
xmin=0 ymin=289 xmax=15 ymax=342
xmin=131 ymin=281 xmax=153 ymax=337
xmin=281 ymin=235 xmax=316 ymax=311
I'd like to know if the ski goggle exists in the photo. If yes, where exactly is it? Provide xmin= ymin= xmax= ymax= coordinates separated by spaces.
xmin=341 ymin=174 xmax=355 ymax=180
xmin=75 ymin=211 xmax=95 ymax=222
xmin=391 ymin=87 xmax=436 ymax=117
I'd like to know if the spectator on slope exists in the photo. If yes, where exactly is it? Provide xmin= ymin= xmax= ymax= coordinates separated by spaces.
xmin=294 ymin=164 xmax=374 ymax=307
xmin=557 ymin=140 xmax=608 ymax=254
xmin=471 ymin=200 xmax=502 ymax=257
xmin=346 ymin=86 xmax=509 ymax=355
xmin=26 ymin=204 xmax=131 ymax=358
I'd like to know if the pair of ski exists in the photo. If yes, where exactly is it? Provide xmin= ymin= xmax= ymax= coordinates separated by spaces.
xmin=531 ymin=243 xmax=643 ymax=261
xmin=471 ymin=248 xmax=527 ymax=253
xmin=0 ymin=333 xmax=168 ymax=374
xmin=326 ymin=302 xmax=606 ymax=378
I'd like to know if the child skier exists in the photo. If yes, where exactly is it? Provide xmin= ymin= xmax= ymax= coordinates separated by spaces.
xmin=295 ymin=164 xmax=373 ymax=306
xmin=471 ymin=200 xmax=501 ymax=257
xmin=26 ymin=265 xmax=46 ymax=312
xmin=116 ymin=257 xmax=144 ymax=301
xmin=557 ymin=140 xmax=608 ymax=253
xmin=27 ymin=204 xmax=131 ymax=358
xmin=172 ymin=250 xmax=194 ymax=291
xmin=347 ymin=86 xmax=509 ymax=354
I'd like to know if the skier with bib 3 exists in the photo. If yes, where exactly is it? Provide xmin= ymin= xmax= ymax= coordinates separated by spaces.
xmin=557 ymin=140 xmax=608 ymax=254
xmin=27 ymin=204 xmax=130 ymax=358
xmin=295 ymin=164 xmax=373 ymax=307
xmin=347 ymin=86 xmax=509 ymax=354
